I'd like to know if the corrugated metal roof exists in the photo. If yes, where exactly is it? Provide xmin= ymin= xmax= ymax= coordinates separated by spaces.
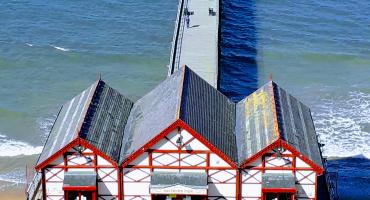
xmin=150 ymin=172 xmax=207 ymax=189
xmin=262 ymin=173 xmax=295 ymax=189
xmin=63 ymin=171 xmax=96 ymax=187
xmin=119 ymin=66 xmax=238 ymax=165
xmin=37 ymin=81 xmax=98 ymax=166
xmin=235 ymin=82 xmax=278 ymax=163
xmin=180 ymin=67 xmax=237 ymax=163
xmin=273 ymin=82 xmax=323 ymax=168
xmin=81 ymin=81 xmax=133 ymax=163
xmin=119 ymin=68 xmax=184 ymax=164
xmin=235 ymin=81 xmax=322 ymax=168
xmin=37 ymin=79 xmax=133 ymax=166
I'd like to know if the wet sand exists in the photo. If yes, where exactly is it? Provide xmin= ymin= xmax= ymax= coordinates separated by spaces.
xmin=0 ymin=181 xmax=26 ymax=200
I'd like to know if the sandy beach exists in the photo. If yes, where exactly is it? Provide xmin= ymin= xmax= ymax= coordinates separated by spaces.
xmin=0 ymin=180 xmax=25 ymax=200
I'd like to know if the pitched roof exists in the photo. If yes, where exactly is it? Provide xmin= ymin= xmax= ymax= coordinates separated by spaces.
xmin=119 ymin=67 xmax=237 ymax=164
xmin=235 ymin=82 xmax=278 ymax=163
xmin=80 ymin=81 xmax=133 ymax=162
xmin=37 ymin=80 xmax=133 ymax=167
xmin=236 ymin=81 xmax=323 ymax=168
xmin=273 ymin=82 xmax=323 ymax=168
xmin=38 ymin=66 xmax=322 ymax=170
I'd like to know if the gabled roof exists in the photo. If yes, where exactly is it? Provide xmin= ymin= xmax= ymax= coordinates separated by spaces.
xmin=119 ymin=66 xmax=237 ymax=165
xmin=236 ymin=81 xmax=323 ymax=168
xmin=36 ymin=80 xmax=133 ymax=168
xmin=37 ymin=66 xmax=322 ymax=172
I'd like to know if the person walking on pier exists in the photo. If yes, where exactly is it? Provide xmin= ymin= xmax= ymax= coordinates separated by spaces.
xmin=185 ymin=14 xmax=190 ymax=28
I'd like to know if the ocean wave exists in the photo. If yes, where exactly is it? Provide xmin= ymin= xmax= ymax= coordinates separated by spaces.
xmin=0 ymin=133 xmax=43 ymax=157
xmin=26 ymin=43 xmax=33 ymax=47
xmin=313 ymin=91 xmax=370 ymax=159
xmin=51 ymin=45 xmax=70 ymax=52
xmin=0 ymin=170 xmax=25 ymax=191
xmin=37 ymin=115 xmax=56 ymax=142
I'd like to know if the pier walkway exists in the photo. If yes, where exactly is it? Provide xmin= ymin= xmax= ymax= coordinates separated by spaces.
xmin=168 ymin=0 xmax=219 ymax=88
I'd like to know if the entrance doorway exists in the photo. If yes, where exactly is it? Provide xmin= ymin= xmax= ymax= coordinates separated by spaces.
xmin=264 ymin=193 xmax=294 ymax=200
xmin=65 ymin=191 xmax=95 ymax=200
xmin=152 ymin=195 xmax=206 ymax=200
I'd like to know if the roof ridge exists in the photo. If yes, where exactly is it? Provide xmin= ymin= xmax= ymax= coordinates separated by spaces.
xmin=75 ymin=79 xmax=101 ymax=139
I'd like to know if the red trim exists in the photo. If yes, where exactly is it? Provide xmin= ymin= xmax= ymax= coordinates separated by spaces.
xmin=36 ymin=138 xmax=80 ymax=171
xmin=262 ymin=188 xmax=296 ymax=193
xmin=280 ymin=140 xmax=324 ymax=175
xmin=80 ymin=138 xmax=117 ymax=167
xmin=121 ymin=120 xmax=181 ymax=167
xmin=121 ymin=120 xmax=238 ymax=168
xmin=240 ymin=139 xmax=324 ymax=175
xmin=240 ymin=140 xmax=279 ymax=168
xmin=36 ymin=137 xmax=119 ymax=171
xmin=178 ymin=120 xmax=237 ymax=168
xmin=63 ymin=186 xmax=96 ymax=191
xmin=236 ymin=170 xmax=240 ymax=200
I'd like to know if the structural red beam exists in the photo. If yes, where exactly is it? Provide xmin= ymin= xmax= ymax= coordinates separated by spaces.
xmin=63 ymin=186 xmax=96 ymax=191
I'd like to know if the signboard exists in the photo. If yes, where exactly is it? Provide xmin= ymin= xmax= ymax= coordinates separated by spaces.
xmin=150 ymin=185 xmax=207 ymax=195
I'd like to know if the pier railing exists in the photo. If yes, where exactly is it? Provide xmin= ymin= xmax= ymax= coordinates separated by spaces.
xmin=323 ymin=158 xmax=339 ymax=200
xmin=26 ymin=172 xmax=42 ymax=200
xmin=168 ymin=0 xmax=186 ymax=75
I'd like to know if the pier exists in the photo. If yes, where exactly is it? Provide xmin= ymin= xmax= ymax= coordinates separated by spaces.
xmin=168 ymin=0 xmax=219 ymax=88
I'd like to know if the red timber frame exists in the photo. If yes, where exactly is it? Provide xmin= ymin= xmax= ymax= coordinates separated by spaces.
xmin=121 ymin=120 xmax=238 ymax=200
xmin=240 ymin=139 xmax=322 ymax=200
xmin=36 ymin=138 xmax=121 ymax=200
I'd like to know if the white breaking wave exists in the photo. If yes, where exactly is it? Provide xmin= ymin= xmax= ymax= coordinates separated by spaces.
xmin=26 ymin=43 xmax=33 ymax=47
xmin=0 ymin=134 xmax=43 ymax=157
xmin=37 ymin=115 xmax=56 ymax=142
xmin=0 ymin=170 xmax=25 ymax=191
xmin=51 ymin=45 xmax=70 ymax=51
xmin=313 ymin=91 xmax=370 ymax=159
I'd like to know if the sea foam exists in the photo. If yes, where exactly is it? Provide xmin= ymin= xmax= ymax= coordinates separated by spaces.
xmin=0 ymin=134 xmax=43 ymax=157
xmin=51 ymin=45 xmax=70 ymax=52
xmin=314 ymin=91 xmax=370 ymax=159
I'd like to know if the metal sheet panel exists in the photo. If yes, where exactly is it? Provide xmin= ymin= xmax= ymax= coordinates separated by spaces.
xmin=180 ymin=67 xmax=237 ymax=163
xmin=119 ymin=68 xmax=184 ymax=164
xmin=235 ymin=82 xmax=279 ymax=164
xmin=262 ymin=173 xmax=295 ymax=189
xmin=37 ymin=81 xmax=97 ymax=166
xmin=64 ymin=171 xmax=96 ymax=187
xmin=150 ymin=172 xmax=207 ymax=188
xmin=81 ymin=81 xmax=134 ymax=162
xmin=274 ymin=82 xmax=323 ymax=168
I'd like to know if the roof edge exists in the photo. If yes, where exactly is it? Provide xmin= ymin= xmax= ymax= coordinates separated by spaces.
xmin=75 ymin=79 xmax=101 ymax=139
xmin=270 ymin=81 xmax=282 ymax=140
xmin=120 ymin=120 xmax=182 ymax=167
xmin=239 ymin=139 xmax=280 ymax=168
xmin=280 ymin=140 xmax=324 ymax=175
xmin=80 ymin=138 xmax=118 ymax=167
xmin=35 ymin=138 xmax=79 ymax=171
xmin=178 ymin=120 xmax=238 ymax=168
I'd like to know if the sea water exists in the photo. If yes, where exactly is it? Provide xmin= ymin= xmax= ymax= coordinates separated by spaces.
xmin=0 ymin=0 xmax=178 ymax=191
xmin=0 ymin=0 xmax=369 ymax=199
xmin=220 ymin=0 xmax=370 ymax=199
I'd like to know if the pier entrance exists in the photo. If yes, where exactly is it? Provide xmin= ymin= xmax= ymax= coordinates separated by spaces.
xmin=65 ymin=191 xmax=95 ymax=200
xmin=264 ymin=193 xmax=294 ymax=200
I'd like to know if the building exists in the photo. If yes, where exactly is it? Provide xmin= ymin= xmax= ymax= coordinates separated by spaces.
xmin=34 ymin=66 xmax=324 ymax=200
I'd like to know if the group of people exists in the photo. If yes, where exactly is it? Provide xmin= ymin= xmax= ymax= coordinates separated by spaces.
xmin=184 ymin=7 xmax=215 ymax=28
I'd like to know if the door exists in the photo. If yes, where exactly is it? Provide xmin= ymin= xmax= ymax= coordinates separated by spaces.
xmin=265 ymin=193 xmax=294 ymax=200
xmin=66 ymin=191 xmax=95 ymax=200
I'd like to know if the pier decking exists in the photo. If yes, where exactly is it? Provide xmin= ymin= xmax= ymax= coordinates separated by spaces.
xmin=168 ymin=0 xmax=219 ymax=88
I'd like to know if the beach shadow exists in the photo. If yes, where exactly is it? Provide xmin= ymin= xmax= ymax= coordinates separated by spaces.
xmin=218 ymin=0 xmax=258 ymax=102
